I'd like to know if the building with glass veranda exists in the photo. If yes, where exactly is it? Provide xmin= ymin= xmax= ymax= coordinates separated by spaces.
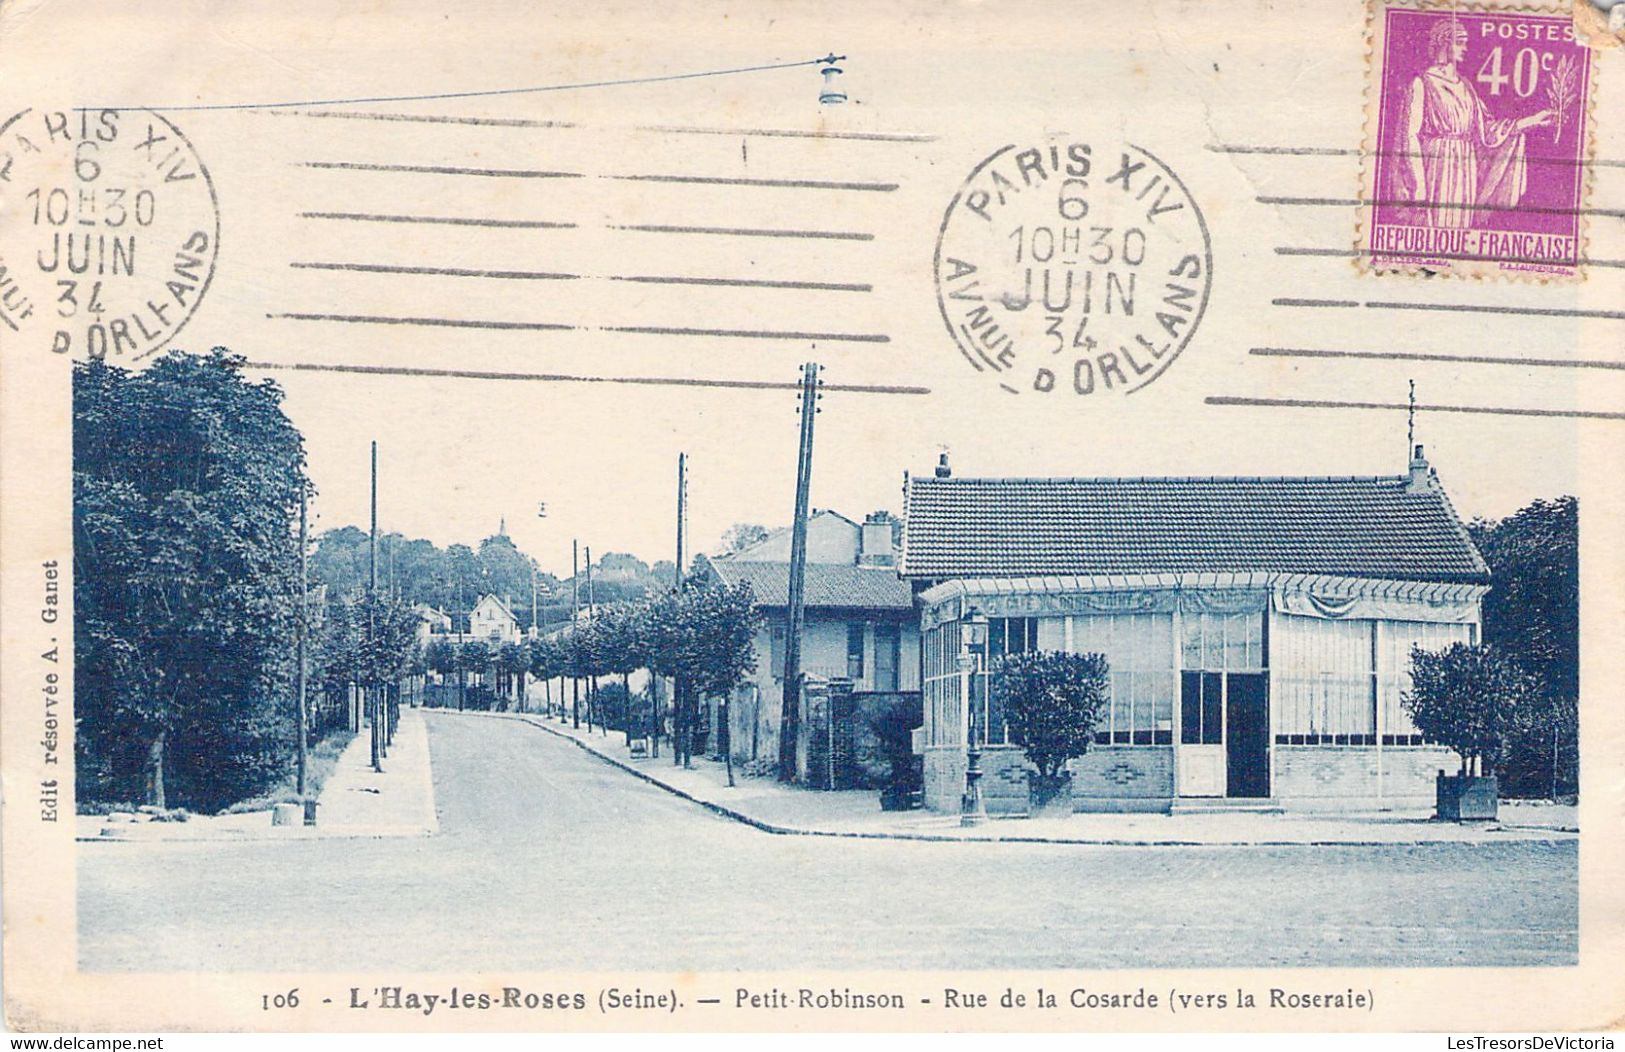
xmin=899 ymin=448 xmax=1490 ymax=813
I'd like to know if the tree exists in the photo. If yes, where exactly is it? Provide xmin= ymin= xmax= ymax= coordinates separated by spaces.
xmin=1468 ymin=497 xmax=1579 ymax=796
xmin=1403 ymin=642 xmax=1535 ymax=778
xmin=992 ymin=651 xmax=1111 ymax=790
xmin=495 ymin=641 xmax=529 ymax=711
xmin=596 ymin=603 xmax=647 ymax=745
xmin=718 ymin=522 xmax=769 ymax=554
xmin=456 ymin=641 xmax=489 ymax=711
xmin=645 ymin=582 xmax=760 ymax=767
xmin=74 ymin=351 xmax=308 ymax=812
xmin=527 ymin=636 xmax=562 ymax=716
xmin=424 ymin=638 xmax=456 ymax=707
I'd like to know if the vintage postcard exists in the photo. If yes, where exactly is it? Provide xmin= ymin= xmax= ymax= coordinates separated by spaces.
xmin=2 ymin=0 xmax=1622 ymax=1036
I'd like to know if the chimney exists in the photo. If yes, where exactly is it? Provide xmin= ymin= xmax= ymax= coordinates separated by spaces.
xmin=860 ymin=512 xmax=896 ymax=567
xmin=1407 ymin=444 xmax=1432 ymax=492
xmin=934 ymin=451 xmax=952 ymax=479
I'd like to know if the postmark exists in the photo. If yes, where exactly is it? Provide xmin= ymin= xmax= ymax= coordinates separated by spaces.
xmin=0 ymin=108 xmax=220 ymax=358
xmin=934 ymin=138 xmax=1212 ymax=397
xmin=1359 ymin=2 xmax=1595 ymax=279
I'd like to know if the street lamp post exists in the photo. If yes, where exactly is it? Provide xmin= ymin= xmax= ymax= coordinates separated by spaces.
xmin=959 ymin=611 xmax=989 ymax=828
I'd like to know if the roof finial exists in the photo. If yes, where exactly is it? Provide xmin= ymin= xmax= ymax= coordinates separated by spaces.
xmin=1406 ymin=379 xmax=1416 ymax=469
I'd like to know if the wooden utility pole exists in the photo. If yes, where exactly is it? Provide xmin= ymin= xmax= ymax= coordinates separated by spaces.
xmin=296 ymin=485 xmax=309 ymax=799
xmin=672 ymin=453 xmax=688 ymax=764
xmin=778 ymin=362 xmax=820 ymax=782
xmin=571 ymin=539 xmax=580 ymax=729
xmin=369 ymin=441 xmax=382 ymax=773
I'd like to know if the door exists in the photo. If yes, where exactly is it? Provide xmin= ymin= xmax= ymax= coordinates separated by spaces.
xmin=1225 ymin=673 xmax=1270 ymax=798
xmin=1177 ymin=671 xmax=1225 ymax=796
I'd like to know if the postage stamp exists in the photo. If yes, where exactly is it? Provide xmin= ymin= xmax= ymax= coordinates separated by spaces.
xmin=0 ymin=108 xmax=219 ymax=358
xmin=1360 ymin=1 xmax=1595 ymax=279
xmin=934 ymin=138 xmax=1212 ymax=397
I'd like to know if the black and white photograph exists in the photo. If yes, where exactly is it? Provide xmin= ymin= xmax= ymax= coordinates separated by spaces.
xmin=1 ymin=0 xmax=1620 ymax=1039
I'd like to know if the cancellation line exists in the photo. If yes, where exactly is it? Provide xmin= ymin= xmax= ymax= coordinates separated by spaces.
xmin=1206 ymin=395 xmax=1625 ymax=422
xmin=1250 ymin=347 xmax=1625 ymax=372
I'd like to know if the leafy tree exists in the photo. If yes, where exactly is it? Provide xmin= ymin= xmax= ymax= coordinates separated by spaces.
xmin=74 ymin=352 xmax=307 ymax=812
xmin=495 ymin=641 xmax=529 ymax=711
xmin=424 ymin=638 xmax=456 ymax=707
xmin=992 ymin=651 xmax=1111 ymax=789
xmin=527 ymin=636 xmax=563 ymax=715
xmin=456 ymin=641 xmax=489 ymax=712
xmin=718 ymin=522 xmax=769 ymax=554
xmin=1468 ymin=497 xmax=1579 ymax=796
xmin=1403 ymin=642 xmax=1536 ymax=778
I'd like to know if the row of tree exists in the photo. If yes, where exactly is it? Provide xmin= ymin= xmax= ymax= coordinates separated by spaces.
xmin=309 ymin=527 xmax=680 ymax=631
xmin=421 ymin=583 xmax=761 ymax=767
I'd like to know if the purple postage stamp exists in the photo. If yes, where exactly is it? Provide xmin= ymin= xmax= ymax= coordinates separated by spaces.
xmin=1361 ymin=1 xmax=1595 ymax=279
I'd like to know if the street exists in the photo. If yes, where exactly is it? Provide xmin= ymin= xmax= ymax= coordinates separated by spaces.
xmin=79 ymin=711 xmax=1578 ymax=972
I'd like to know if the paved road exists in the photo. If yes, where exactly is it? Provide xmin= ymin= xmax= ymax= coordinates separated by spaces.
xmin=78 ymin=711 xmax=1577 ymax=971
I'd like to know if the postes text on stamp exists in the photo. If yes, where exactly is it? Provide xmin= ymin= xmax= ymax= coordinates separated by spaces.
xmin=0 ymin=109 xmax=220 ymax=358
xmin=1361 ymin=2 xmax=1594 ymax=279
xmin=934 ymin=138 xmax=1212 ymax=398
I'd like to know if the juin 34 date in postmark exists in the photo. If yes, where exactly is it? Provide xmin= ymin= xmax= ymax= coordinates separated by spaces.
xmin=0 ymin=109 xmax=220 ymax=357
xmin=934 ymin=137 xmax=1212 ymax=398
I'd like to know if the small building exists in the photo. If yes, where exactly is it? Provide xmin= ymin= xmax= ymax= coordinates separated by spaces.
xmin=469 ymin=594 xmax=520 ymax=645
xmin=706 ymin=511 xmax=921 ymax=783
xmin=900 ymin=448 xmax=1490 ymax=813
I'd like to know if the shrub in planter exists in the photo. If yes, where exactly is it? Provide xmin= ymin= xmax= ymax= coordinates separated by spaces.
xmin=1403 ymin=642 xmax=1535 ymax=822
xmin=992 ymin=650 xmax=1110 ymax=819
xmin=870 ymin=703 xmax=923 ymax=811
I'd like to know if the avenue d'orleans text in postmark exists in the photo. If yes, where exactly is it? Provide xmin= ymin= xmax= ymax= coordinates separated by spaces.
xmin=0 ymin=109 xmax=220 ymax=357
xmin=934 ymin=138 xmax=1212 ymax=397
xmin=1360 ymin=1 xmax=1595 ymax=279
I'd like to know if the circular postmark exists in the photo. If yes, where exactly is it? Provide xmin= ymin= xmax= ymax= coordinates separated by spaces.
xmin=934 ymin=138 xmax=1212 ymax=397
xmin=0 ymin=108 xmax=220 ymax=359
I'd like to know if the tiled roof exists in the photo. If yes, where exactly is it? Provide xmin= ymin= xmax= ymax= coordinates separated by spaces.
xmin=900 ymin=474 xmax=1489 ymax=584
xmin=709 ymin=560 xmax=915 ymax=610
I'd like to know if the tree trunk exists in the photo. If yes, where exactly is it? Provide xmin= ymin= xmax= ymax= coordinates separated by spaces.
xmin=145 ymin=730 xmax=167 ymax=810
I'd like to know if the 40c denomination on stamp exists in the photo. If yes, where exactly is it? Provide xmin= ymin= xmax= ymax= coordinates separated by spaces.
xmin=0 ymin=108 xmax=219 ymax=358
xmin=934 ymin=138 xmax=1212 ymax=398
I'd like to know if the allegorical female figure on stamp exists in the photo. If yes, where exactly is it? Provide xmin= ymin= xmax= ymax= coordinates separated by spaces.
xmin=1397 ymin=19 xmax=1552 ymax=228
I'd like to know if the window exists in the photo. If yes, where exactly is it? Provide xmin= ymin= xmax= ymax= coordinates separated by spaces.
xmin=874 ymin=623 xmax=901 ymax=692
xmin=1377 ymin=620 xmax=1473 ymax=745
xmin=770 ymin=624 xmax=786 ymax=678
xmin=846 ymin=623 xmax=866 ymax=681
xmin=1180 ymin=671 xmax=1224 ymax=744
xmin=1272 ymin=613 xmax=1374 ymax=743
xmin=1072 ymin=612 xmax=1176 ymax=746
xmin=987 ymin=617 xmax=1037 ymax=660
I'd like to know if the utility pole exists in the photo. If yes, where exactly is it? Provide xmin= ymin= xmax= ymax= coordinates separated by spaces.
xmin=672 ymin=453 xmax=688 ymax=764
xmin=778 ymin=362 xmax=820 ymax=782
xmin=571 ymin=539 xmax=580 ymax=729
xmin=296 ymin=484 xmax=309 ymax=800
xmin=585 ymin=544 xmax=597 ymax=733
xmin=369 ymin=441 xmax=382 ymax=773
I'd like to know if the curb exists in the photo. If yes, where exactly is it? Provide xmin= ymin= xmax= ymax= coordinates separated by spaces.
xmin=445 ymin=710 xmax=1579 ymax=849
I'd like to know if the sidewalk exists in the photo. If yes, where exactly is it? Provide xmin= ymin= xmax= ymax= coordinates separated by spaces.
xmin=481 ymin=710 xmax=1578 ymax=847
xmin=78 ymin=707 xmax=438 ymax=843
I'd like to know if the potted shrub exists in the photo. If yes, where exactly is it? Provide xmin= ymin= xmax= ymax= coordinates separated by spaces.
xmin=1403 ymin=642 xmax=1534 ymax=822
xmin=992 ymin=650 xmax=1110 ymax=820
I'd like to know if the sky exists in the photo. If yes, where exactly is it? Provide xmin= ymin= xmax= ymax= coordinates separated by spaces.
xmin=9 ymin=0 xmax=1608 ymax=581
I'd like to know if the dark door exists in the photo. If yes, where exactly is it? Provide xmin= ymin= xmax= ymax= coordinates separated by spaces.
xmin=1225 ymin=673 xmax=1270 ymax=798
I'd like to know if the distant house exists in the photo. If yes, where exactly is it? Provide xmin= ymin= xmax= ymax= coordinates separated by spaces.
xmin=705 ymin=511 xmax=921 ymax=785
xmin=412 ymin=602 xmax=452 ymax=647
xmin=899 ymin=448 xmax=1490 ymax=814
xmin=469 ymin=594 xmax=521 ymax=646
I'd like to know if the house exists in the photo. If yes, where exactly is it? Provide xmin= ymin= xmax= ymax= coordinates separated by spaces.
xmin=468 ymin=594 xmax=522 ymax=645
xmin=899 ymin=447 xmax=1490 ymax=814
xmin=705 ymin=511 xmax=922 ymax=784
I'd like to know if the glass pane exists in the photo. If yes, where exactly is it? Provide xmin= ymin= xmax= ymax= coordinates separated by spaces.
xmin=1180 ymin=614 xmax=1201 ymax=669
xmin=1204 ymin=616 xmax=1224 ymax=670
xmin=1180 ymin=671 xmax=1202 ymax=744
xmin=1224 ymin=615 xmax=1246 ymax=670
xmin=1202 ymin=671 xmax=1223 ymax=745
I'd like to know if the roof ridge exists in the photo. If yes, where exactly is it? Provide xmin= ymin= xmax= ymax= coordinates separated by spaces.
xmin=912 ymin=474 xmax=1409 ymax=485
